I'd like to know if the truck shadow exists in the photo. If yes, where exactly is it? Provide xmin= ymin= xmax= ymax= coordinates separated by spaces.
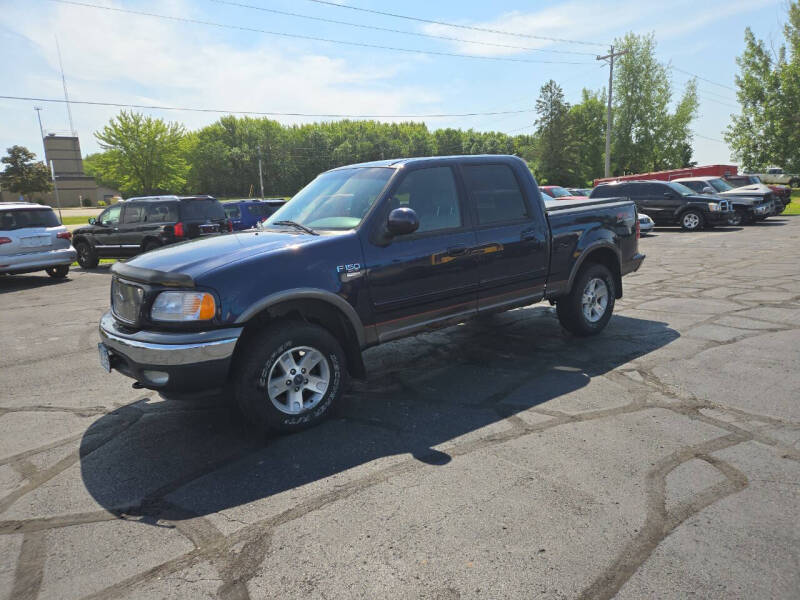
xmin=79 ymin=307 xmax=679 ymax=522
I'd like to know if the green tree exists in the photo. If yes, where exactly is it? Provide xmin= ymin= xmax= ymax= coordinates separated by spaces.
xmin=90 ymin=111 xmax=188 ymax=195
xmin=612 ymin=33 xmax=698 ymax=174
xmin=726 ymin=1 xmax=800 ymax=173
xmin=0 ymin=145 xmax=52 ymax=200
xmin=534 ymin=79 xmax=575 ymax=184
xmin=569 ymin=89 xmax=606 ymax=185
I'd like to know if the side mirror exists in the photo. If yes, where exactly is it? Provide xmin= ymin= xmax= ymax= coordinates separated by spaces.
xmin=88 ymin=217 xmax=97 ymax=225
xmin=387 ymin=207 xmax=419 ymax=236
xmin=702 ymin=187 xmax=714 ymax=194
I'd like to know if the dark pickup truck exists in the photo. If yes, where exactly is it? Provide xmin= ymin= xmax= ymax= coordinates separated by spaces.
xmin=98 ymin=155 xmax=644 ymax=432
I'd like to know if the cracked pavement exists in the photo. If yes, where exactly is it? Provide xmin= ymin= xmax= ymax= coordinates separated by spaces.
xmin=1 ymin=218 xmax=799 ymax=599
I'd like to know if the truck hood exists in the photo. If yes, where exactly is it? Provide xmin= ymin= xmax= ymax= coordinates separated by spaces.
xmin=719 ymin=183 xmax=771 ymax=197
xmin=125 ymin=230 xmax=334 ymax=281
xmin=704 ymin=193 xmax=758 ymax=206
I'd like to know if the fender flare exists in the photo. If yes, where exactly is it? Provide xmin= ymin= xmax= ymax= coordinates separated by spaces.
xmin=235 ymin=288 xmax=367 ymax=348
xmin=566 ymin=241 xmax=622 ymax=295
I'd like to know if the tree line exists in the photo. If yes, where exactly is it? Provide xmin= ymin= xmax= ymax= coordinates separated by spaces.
xmin=3 ymin=32 xmax=712 ymax=201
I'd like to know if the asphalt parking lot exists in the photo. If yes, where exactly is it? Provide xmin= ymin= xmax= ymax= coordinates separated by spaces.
xmin=1 ymin=218 xmax=799 ymax=600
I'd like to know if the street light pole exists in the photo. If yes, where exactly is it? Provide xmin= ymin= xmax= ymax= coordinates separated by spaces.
xmin=49 ymin=160 xmax=63 ymax=222
xmin=34 ymin=107 xmax=47 ymax=163
xmin=597 ymin=45 xmax=629 ymax=178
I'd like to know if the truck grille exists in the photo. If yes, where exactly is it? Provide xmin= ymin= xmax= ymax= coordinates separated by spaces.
xmin=719 ymin=200 xmax=732 ymax=212
xmin=111 ymin=278 xmax=144 ymax=324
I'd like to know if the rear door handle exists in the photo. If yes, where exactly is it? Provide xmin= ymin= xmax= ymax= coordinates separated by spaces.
xmin=446 ymin=245 xmax=469 ymax=257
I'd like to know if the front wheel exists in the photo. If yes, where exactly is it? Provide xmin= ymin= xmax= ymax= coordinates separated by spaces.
xmin=556 ymin=263 xmax=616 ymax=336
xmin=680 ymin=210 xmax=704 ymax=231
xmin=727 ymin=212 xmax=743 ymax=226
xmin=45 ymin=265 xmax=69 ymax=278
xmin=233 ymin=321 xmax=348 ymax=433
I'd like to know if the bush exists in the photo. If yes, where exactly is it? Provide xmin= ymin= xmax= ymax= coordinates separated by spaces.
xmin=80 ymin=196 xmax=92 ymax=207
xmin=98 ymin=200 xmax=107 ymax=207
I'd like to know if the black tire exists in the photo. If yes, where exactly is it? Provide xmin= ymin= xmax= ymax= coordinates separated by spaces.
xmin=75 ymin=241 xmax=99 ymax=268
xmin=556 ymin=263 xmax=616 ymax=337
xmin=45 ymin=264 xmax=69 ymax=278
xmin=727 ymin=211 xmax=743 ymax=226
xmin=232 ymin=321 xmax=348 ymax=434
xmin=142 ymin=239 xmax=161 ymax=253
xmin=680 ymin=209 xmax=704 ymax=231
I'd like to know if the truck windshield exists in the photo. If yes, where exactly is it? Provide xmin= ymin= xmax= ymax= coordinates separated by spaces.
xmin=708 ymin=178 xmax=734 ymax=193
xmin=266 ymin=167 xmax=393 ymax=230
xmin=546 ymin=187 xmax=572 ymax=198
xmin=667 ymin=182 xmax=695 ymax=196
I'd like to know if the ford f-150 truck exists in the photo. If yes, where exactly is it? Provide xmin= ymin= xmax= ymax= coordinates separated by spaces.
xmin=98 ymin=155 xmax=644 ymax=433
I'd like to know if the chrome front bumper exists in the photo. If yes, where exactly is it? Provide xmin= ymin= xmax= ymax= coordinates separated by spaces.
xmin=0 ymin=246 xmax=77 ymax=272
xmin=98 ymin=312 xmax=243 ymax=391
xmin=99 ymin=312 xmax=242 ymax=366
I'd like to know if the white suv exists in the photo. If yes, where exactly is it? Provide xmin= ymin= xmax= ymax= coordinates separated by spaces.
xmin=0 ymin=202 xmax=77 ymax=278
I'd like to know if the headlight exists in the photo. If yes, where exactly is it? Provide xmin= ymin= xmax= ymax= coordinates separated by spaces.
xmin=707 ymin=203 xmax=721 ymax=212
xmin=151 ymin=291 xmax=216 ymax=322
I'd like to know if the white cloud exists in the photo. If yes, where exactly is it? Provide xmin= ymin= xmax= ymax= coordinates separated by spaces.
xmin=0 ymin=0 xmax=439 ymax=154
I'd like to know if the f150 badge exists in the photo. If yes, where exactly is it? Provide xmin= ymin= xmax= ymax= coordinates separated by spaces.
xmin=336 ymin=263 xmax=363 ymax=281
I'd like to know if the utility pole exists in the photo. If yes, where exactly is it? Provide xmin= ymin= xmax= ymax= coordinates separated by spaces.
xmin=34 ymin=107 xmax=47 ymax=163
xmin=257 ymin=144 xmax=265 ymax=199
xmin=597 ymin=45 xmax=629 ymax=178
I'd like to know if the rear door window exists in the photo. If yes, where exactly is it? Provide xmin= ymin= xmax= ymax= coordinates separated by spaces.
xmin=145 ymin=203 xmax=178 ymax=223
xmin=462 ymin=164 xmax=528 ymax=225
xmin=0 ymin=208 xmax=60 ymax=230
xmin=224 ymin=204 xmax=242 ymax=220
xmin=180 ymin=199 xmax=226 ymax=221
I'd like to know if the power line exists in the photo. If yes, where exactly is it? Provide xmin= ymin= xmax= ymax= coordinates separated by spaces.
xmin=210 ymin=0 xmax=597 ymax=56
xmin=0 ymin=94 xmax=540 ymax=119
xmin=669 ymin=66 xmax=737 ymax=92
xmin=45 ymin=0 xmax=592 ymax=65
xmin=694 ymin=132 xmax=727 ymax=143
xmin=298 ymin=0 xmax=608 ymax=47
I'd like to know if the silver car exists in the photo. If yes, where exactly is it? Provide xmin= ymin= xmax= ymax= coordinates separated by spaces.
xmin=638 ymin=212 xmax=655 ymax=234
xmin=0 ymin=202 xmax=77 ymax=278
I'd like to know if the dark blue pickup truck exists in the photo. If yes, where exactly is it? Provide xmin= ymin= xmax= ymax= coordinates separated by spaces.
xmin=99 ymin=155 xmax=644 ymax=432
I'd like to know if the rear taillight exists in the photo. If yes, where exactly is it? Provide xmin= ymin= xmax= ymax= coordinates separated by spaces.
xmin=174 ymin=222 xmax=184 ymax=237
xmin=635 ymin=217 xmax=641 ymax=240
xmin=227 ymin=220 xmax=233 ymax=232
xmin=0 ymin=237 xmax=11 ymax=245
xmin=57 ymin=231 xmax=72 ymax=240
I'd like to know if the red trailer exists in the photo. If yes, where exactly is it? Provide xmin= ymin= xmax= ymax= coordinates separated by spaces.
xmin=593 ymin=165 xmax=738 ymax=187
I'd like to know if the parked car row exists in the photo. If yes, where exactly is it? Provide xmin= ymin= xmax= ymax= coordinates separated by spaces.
xmin=545 ymin=167 xmax=793 ymax=232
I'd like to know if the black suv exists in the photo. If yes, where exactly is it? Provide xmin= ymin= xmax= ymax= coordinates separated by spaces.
xmin=590 ymin=180 xmax=733 ymax=231
xmin=73 ymin=195 xmax=229 ymax=268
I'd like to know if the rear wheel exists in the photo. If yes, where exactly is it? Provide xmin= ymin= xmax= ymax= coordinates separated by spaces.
xmin=556 ymin=263 xmax=616 ymax=336
xmin=45 ymin=265 xmax=69 ymax=278
xmin=142 ymin=239 xmax=161 ymax=253
xmin=233 ymin=321 xmax=347 ymax=433
xmin=680 ymin=210 xmax=704 ymax=231
xmin=75 ymin=241 xmax=99 ymax=268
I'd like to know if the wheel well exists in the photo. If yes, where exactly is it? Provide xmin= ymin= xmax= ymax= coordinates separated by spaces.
xmin=141 ymin=237 xmax=161 ymax=249
xmin=581 ymin=247 xmax=622 ymax=299
xmin=234 ymin=298 xmax=366 ymax=379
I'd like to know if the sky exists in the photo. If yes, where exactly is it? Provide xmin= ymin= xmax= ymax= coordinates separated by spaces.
xmin=0 ymin=0 xmax=792 ymax=168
